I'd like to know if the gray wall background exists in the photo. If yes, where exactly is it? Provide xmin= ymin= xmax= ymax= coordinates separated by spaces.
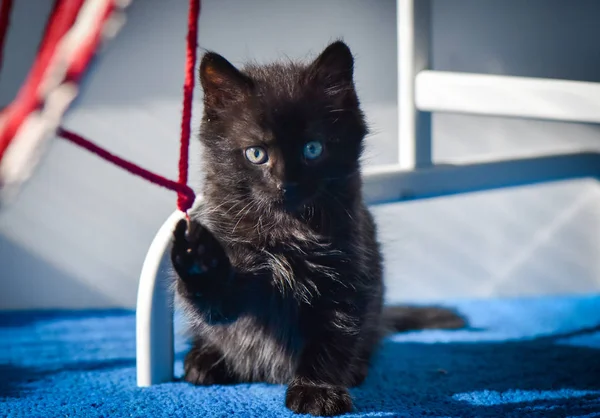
xmin=0 ymin=0 xmax=599 ymax=310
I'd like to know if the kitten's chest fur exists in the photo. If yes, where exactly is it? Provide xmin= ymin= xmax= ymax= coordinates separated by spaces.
xmin=204 ymin=203 xmax=360 ymax=302
xmin=197 ymin=285 xmax=302 ymax=383
xmin=191 ymin=204 xmax=368 ymax=383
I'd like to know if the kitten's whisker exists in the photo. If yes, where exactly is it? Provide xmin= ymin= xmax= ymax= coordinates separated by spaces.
xmin=231 ymin=198 xmax=261 ymax=235
xmin=204 ymin=198 xmax=245 ymax=220
xmin=225 ymin=199 xmax=250 ymax=218
xmin=203 ymin=197 xmax=240 ymax=216
xmin=231 ymin=203 xmax=253 ymax=234
xmin=323 ymin=190 xmax=355 ymax=223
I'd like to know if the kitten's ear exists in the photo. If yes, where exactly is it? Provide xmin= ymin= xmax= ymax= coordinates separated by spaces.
xmin=200 ymin=52 xmax=253 ymax=109
xmin=307 ymin=41 xmax=355 ymax=94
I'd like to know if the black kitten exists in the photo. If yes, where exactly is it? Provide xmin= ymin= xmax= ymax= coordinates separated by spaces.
xmin=171 ymin=41 xmax=465 ymax=416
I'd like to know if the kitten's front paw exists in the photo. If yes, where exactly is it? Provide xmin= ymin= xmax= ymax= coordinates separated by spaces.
xmin=171 ymin=218 xmax=231 ymax=286
xmin=184 ymin=344 xmax=236 ymax=385
xmin=285 ymin=381 xmax=352 ymax=416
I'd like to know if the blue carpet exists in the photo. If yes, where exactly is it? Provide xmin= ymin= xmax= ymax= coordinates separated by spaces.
xmin=1 ymin=295 xmax=600 ymax=417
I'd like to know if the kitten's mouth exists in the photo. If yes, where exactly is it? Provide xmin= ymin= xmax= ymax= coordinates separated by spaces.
xmin=270 ymin=183 xmax=322 ymax=214
xmin=280 ymin=196 xmax=306 ymax=213
xmin=278 ymin=193 xmax=315 ymax=214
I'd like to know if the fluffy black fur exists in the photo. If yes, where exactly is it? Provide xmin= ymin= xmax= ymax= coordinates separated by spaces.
xmin=171 ymin=41 xmax=466 ymax=416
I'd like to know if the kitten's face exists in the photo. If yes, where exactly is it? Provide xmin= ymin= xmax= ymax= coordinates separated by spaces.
xmin=199 ymin=41 xmax=367 ymax=213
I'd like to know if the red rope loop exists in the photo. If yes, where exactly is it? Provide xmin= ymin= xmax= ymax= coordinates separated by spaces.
xmin=57 ymin=128 xmax=196 ymax=211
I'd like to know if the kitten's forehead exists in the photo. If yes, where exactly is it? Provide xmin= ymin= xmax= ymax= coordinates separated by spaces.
xmin=232 ymin=105 xmax=310 ymax=148
xmin=242 ymin=62 xmax=308 ymax=102
xmin=229 ymin=63 xmax=316 ymax=146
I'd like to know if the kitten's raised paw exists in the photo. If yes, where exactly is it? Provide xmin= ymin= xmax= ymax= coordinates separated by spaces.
xmin=171 ymin=218 xmax=231 ymax=285
xmin=285 ymin=381 xmax=353 ymax=416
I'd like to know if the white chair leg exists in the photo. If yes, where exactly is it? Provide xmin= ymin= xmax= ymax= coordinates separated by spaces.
xmin=397 ymin=0 xmax=432 ymax=170
xmin=136 ymin=209 xmax=185 ymax=387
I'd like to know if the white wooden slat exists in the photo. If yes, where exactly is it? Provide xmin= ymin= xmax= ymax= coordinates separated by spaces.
xmin=415 ymin=70 xmax=600 ymax=124
xmin=362 ymin=152 xmax=600 ymax=205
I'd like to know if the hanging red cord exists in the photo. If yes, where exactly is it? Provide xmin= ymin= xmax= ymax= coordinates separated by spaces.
xmin=57 ymin=128 xmax=196 ymax=210
xmin=178 ymin=0 xmax=200 ymax=212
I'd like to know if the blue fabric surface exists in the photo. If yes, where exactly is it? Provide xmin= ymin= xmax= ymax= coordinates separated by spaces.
xmin=1 ymin=295 xmax=600 ymax=417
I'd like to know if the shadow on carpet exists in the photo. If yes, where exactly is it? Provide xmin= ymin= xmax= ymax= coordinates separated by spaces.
xmin=1 ymin=296 xmax=599 ymax=417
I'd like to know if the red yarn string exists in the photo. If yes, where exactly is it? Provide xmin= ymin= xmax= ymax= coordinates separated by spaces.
xmin=0 ymin=0 xmax=13 ymax=74
xmin=57 ymin=128 xmax=196 ymax=211
xmin=178 ymin=0 xmax=200 ymax=212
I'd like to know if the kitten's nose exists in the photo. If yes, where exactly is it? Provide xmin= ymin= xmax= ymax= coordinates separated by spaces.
xmin=278 ymin=182 xmax=302 ymax=211
xmin=279 ymin=182 xmax=298 ymax=198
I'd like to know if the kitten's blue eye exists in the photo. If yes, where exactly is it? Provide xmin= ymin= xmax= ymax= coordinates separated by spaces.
xmin=245 ymin=146 xmax=268 ymax=164
xmin=303 ymin=141 xmax=323 ymax=160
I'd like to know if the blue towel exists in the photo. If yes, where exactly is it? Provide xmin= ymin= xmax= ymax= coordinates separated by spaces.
xmin=1 ymin=295 xmax=599 ymax=417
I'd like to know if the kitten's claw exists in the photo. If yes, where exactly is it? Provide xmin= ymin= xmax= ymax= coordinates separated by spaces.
xmin=171 ymin=218 xmax=230 ymax=284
